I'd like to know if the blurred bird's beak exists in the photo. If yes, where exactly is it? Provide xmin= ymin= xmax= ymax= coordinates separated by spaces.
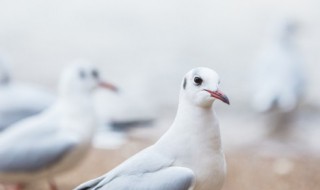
xmin=204 ymin=89 xmax=230 ymax=105
xmin=98 ymin=81 xmax=118 ymax=92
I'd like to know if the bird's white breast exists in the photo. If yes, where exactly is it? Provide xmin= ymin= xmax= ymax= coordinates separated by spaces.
xmin=173 ymin=132 xmax=226 ymax=190
xmin=156 ymin=111 xmax=226 ymax=190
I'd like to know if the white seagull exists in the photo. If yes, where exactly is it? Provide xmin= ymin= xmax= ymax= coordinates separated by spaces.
xmin=252 ymin=19 xmax=305 ymax=113
xmin=0 ymin=61 xmax=118 ymax=190
xmin=0 ymin=58 xmax=55 ymax=131
xmin=75 ymin=67 xmax=229 ymax=190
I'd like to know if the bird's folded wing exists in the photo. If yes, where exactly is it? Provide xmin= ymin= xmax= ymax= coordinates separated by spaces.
xmin=76 ymin=166 xmax=195 ymax=190
xmin=0 ymin=113 xmax=76 ymax=172
xmin=0 ymin=109 xmax=43 ymax=131
xmin=0 ymin=84 xmax=55 ymax=129
xmin=74 ymin=175 xmax=106 ymax=190
xmin=0 ymin=134 xmax=76 ymax=172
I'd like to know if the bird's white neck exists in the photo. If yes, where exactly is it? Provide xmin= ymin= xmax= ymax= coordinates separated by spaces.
xmin=157 ymin=96 xmax=222 ymax=154
xmin=59 ymin=95 xmax=93 ymax=113
xmin=59 ymin=88 xmax=92 ymax=100
xmin=57 ymin=94 xmax=96 ymax=139
xmin=178 ymin=97 xmax=221 ymax=147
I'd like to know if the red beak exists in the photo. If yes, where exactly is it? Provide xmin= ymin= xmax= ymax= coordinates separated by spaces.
xmin=98 ymin=81 xmax=118 ymax=92
xmin=204 ymin=89 xmax=230 ymax=105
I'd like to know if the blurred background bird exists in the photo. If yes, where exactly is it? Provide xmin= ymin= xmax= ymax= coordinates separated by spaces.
xmin=0 ymin=61 xmax=117 ymax=190
xmin=251 ymin=18 xmax=306 ymax=138
xmin=0 ymin=56 xmax=54 ymax=131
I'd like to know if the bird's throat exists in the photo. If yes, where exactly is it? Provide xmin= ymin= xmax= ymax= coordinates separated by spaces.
xmin=171 ymin=100 xmax=222 ymax=151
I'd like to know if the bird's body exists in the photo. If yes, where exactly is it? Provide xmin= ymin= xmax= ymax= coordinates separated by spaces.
xmin=76 ymin=67 xmax=229 ymax=190
xmin=0 ymin=62 xmax=54 ymax=130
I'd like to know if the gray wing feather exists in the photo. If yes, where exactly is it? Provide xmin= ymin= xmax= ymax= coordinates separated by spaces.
xmin=94 ymin=167 xmax=194 ymax=190
xmin=0 ymin=135 xmax=75 ymax=172
xmin=74 ymin=176 xmax=106 ymax=190
xmin=0 ymin=110 xmax=43 ymax=131
xmin=0 ymin=110 xmax=76 ymax=172
xmin=75 ymin=147 xmax=195 ymax=190
xmin=0 ymin=84 xmax=54 ymax=130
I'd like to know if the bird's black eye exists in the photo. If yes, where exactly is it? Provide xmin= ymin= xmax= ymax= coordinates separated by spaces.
xmin=194 ymin=76 xmax=203 ymax=86
xmin=92 ymin=69 xmax=99 ymax=79
xmin=79 ymin=70 xmax=86 ymax=79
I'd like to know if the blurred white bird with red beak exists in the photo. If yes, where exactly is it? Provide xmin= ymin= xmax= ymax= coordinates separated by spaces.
xmin=0 ymin=60 xmax=117 ymax=190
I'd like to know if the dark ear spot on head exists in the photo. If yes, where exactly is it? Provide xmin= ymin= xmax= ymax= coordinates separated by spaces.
xmin=183 ymin=78 xmax=187 ymax=89
xmin=0 ymin=74 xmax=10 ymax=84
xmin=79 ymin=69 xmax=86 ymax=79
xmin=92 ymin=69 xmax=99 ymax=79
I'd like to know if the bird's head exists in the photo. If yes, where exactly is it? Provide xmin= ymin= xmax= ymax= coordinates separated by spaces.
xmin=0 ymin=57 xmax=11 ymax=85
xmin=59 ymin=60 xmax=118 ymax=97
xmin=181 ymin=67 xmax=229 ymax=108
xmin=272 ymin=18 xmax=298 ymax=43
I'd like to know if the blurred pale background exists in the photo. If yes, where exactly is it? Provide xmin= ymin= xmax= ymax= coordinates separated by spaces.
xmin=0 ymin=0 xmax=320 ymax=108
xmin=0 ymin=0 xmax=319 ymax=190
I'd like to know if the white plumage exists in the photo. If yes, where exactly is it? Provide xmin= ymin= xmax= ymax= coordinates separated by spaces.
xmin=75 ymin=67 xmax=229 ymax=190
xmin=0 ymin=61 xmax=117 ymax=190
xmin=0 ymin=58 xmax=54 ymax=131
xmin=252 ymin=19 xmax=305 ymax=113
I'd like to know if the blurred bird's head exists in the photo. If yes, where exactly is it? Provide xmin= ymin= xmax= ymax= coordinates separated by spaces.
xmin=273 ymin=18 xmax=299 ymax=43
xmin=59 ymin=60 xmax=118 ymax=98
xmin=180 ymin=67 xmax=229 ymax=108
xmin=0 ymin=57 xmax=11 ymax=85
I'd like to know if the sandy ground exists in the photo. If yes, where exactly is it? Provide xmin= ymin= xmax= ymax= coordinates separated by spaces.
xmin=15 ymin=139 xmax=320 ymax=190
xmin=7 ymin=108 xmax=319 ymax=190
